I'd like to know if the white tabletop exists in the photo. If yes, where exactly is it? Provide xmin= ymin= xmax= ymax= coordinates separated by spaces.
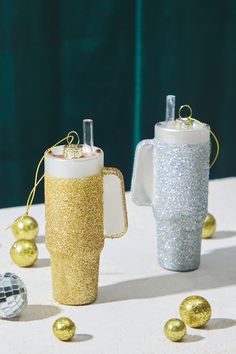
xmin=0 ymin=177 xmax=236 ymax=354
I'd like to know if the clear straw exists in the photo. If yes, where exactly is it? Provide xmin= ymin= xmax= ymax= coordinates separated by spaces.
xmin=83 ymin=119 xmax=94 ymax=155
xmin=165 ymin=95 xmax=176 ymax=121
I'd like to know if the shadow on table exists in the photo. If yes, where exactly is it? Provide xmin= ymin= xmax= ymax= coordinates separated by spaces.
xmin=214 ymin=231 xmax=236 ymax=239
xmin=97 ymin=244 xmax=236 ymax=304
xmin=71 ymin=334 xmax=93 ymax=343
xmin=18 ymin=304 xmax=60 ymax=321
xmin=183 ymin=334 xmax=204 ymax=343
xmin=37 ymin=235 xmax=45 ymax=243
xmin=204 ymin=318 xmax=236 ymax=330
xmin=35 ymin=258 xmax=51 ymax=268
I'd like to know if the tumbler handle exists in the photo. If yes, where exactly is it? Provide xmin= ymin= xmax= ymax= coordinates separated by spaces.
xmin=103 ymin=167 xmax=128 ymax=239
xmin=131 ymin=139 xmax=154 ymax=206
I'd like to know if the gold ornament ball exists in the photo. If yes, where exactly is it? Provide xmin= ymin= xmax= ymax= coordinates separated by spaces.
xmin=11 ymin=215 xmax=38 ymax=241
xmin=53 ymin=317 xmax=76 ymax=341
xmin=202 ymin=213 xmax=216 ymax=239
xmin=10 ymin=239 xmax=38 ymax=267
xmin=164 ymin=318 xmax=186 ymax=342
xmin=180 ymin=295 xmax=212 ymax=328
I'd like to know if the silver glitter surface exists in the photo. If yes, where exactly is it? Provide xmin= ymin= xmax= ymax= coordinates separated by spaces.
xmin=0 ymin=272 xmax=27 ymax=319
xmin=153 ymin=141 xmax=210 ymax=271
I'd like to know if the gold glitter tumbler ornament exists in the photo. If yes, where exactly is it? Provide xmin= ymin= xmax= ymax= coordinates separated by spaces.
xmin=180 ymin=295 xmax=212 ymax=327
xmin=45 ymin=129 xmax=128 ymax=305
xmin=53 ymin=317 xmax=76 ymax=341
xmin=202 ymin=213 xmax=216 ymax=239
xmin=164 ymin=319 xmax=186 ymax=342
xmin=45 ymin=173 xmax=104 ymax=305
xmin=11 ymin=215 xmax=38 ymax=241
xmin=10 ymin=239 xmax=38 ymax=267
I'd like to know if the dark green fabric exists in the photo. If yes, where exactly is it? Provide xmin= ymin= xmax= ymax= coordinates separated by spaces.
xmin=0 ymin=0 xmax=234 ymax=207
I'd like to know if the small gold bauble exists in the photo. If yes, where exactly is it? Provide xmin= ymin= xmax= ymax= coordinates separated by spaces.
xmin=202 ymin=213 xmax=216 ymax=239
xmin=10 ymin=239 xmax=38 ymax=267
xmin=63 ymin=144 xmax=83 ymax=159
xmin=180 ymin=295 xmax=212 ymax=328
xmin=53 ymin=317 xmax=76 ymax=341
xmin=11 ymin=215 xmax=38 ymax=241
xmin=164 ymin=318 xmax=186 ymax=342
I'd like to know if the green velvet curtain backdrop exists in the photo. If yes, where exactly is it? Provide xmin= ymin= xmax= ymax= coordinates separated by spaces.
xmin=0 ymin=0 xmax=235 ymax=207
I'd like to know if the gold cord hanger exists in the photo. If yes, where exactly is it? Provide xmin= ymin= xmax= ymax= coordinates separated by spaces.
xmin=178 ymin=105 xmax=220 ymax=169
xmin=6 ymin=131 xmax=79 ymax=230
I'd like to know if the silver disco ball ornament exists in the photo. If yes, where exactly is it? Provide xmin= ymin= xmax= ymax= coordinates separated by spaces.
xmin=0 ymin=272 xmax=27 ymax=319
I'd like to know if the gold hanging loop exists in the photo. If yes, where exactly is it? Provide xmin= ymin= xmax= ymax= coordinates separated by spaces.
xmin=6 ymin=132 xmax=80 ymax=230
xmin=178 ymin=104 xmax=193 ymax=120
xmin=178 ymin=105 xmax=193 ymax=127
xmin=67 ymin=131 xmax=80 ymax=147
xmin=189 ymin=117 xmax=220 ymax=169
xmin=177 ymin=104 xmax=219 ymax=169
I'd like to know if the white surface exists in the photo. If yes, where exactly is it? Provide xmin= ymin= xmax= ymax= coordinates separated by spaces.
xmin=45 ymin=145 xmax=104 ymax=178
xmin=1 ymin=177 xmax=236 ymax=354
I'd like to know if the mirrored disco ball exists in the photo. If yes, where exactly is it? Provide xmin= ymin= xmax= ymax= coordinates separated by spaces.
xmin=0 ymin=272 xmax=27 ymax=319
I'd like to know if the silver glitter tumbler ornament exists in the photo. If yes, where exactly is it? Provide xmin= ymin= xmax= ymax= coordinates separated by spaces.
xmin=131 ymin=99 xmax=210 ymax=272
xmin=0 ymin=272 xmax=27 ymax=318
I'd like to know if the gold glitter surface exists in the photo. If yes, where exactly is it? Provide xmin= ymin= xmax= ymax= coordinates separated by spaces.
xmin=11 ymin=215 xmax=38 ymax=241
xmin=10 ymin=239 xmax=38 ymax=267
xmin=202 ymin=213 xmax=216 ymax=239
xmin=45 ymin=173 xmax=104 ymax=305
xmin=179 ymin=295 xmax=212 ymax=328
xmin=164 ymin=318 xmax=186 ymax=342
xmin=53 ymin=317 xmax=76 ymax=341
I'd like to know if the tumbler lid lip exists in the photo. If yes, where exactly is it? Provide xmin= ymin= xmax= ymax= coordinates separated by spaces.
xmin=45 ymin=145 xmax=103 ymax=161
xmin=155 ymin=121 xmax=210 ymax=144
xmin=155 ymin=121 xmax=210 ymax=132
xmin=44 ymin=145 xmax=104 ymax=178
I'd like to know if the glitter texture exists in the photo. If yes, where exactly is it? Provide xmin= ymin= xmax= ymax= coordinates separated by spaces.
xmin=11 ymin=215 xmax=38 ymax=241
xmin=10 ymin=239 xmax=38 ymax=267
xmin=0 ymin=272 xmax=27 ymax=318
xmin=164 ymin=318 xmax=186 ymax=342
xmin=202 ymin=213 xmax=216 ymax=239
xmin=53 ymin=317 xmax=76 ymax=341
xmin=45 ymin=173 xmax=104 ymax=305
xmin=153 ymin=141 xmax=210 ymax=271
xmin=179 ymin=295 xmax=212 ymax=327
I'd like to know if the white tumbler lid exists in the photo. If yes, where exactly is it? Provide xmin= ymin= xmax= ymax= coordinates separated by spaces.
xmin=155 ymin=105 xmax=210 ymax=144
xmin=155 ymin=121 xmax=210 ymax=144
xmin=45 ymin=145 xmax=104 ymax=178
